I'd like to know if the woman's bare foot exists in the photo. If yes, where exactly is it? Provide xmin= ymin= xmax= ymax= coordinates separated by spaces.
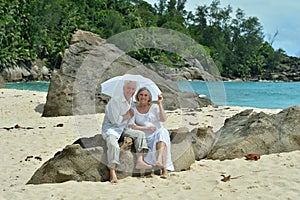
xmin=155 ymin=161 xmax=163 ymax=167
xmin=135 ymin=161 xmax=153 ymax=169
xmin=160 ymin=174 xmax=168 ymax=179
xmin=160 ymin=168 xmax=168 ymax=179
xmin=110 ymin=167 xmax=118 ymax=183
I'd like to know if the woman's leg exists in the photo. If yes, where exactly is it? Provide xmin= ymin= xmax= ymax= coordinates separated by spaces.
xmin=156 ymin=141 xmax=168 ymax=178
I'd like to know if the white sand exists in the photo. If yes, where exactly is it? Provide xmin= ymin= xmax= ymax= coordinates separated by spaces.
xmin=0 ymin=88 xmax=299 ymax=200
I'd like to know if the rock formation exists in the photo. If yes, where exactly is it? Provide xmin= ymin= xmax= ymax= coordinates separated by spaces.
xmin=42 ymin=30 xmax=217 ymax=117
xmin=27 ymin=126 xmax=216 ymax=184
xmin=27 ymin=104 xmax=300 ymax=184
xmin=0 ymin=76 xmax=4 ymax=88
xmin=207 ymin=106 xmax=300 ymax=160
xmin=1 ymin=60 xmax=51 ymax=82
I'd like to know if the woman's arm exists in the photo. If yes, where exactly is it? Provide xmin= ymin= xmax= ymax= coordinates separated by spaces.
xmin=157 ymin=95 xmax=167 ymax=122
xmin=128 ymin=123 xmax=157 ymax=132
xmin=127 ymin=108 xmax=155 ymax=131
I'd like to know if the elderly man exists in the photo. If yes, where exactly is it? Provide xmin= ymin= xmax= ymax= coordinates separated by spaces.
xmin=102 ymin=80 xmax=152 ymax=183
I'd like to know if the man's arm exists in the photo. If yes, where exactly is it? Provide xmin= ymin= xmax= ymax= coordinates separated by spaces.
xmin=107 ymin=98 xmax=133 ymax=125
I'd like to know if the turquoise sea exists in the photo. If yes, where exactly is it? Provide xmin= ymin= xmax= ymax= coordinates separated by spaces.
xmin=177 ymin=81 xmax=300 ymax=109
xmin=5 ymin=81 xmax=300 ymax=109
xmin=5 ymin=81 xmax=50 ymax=93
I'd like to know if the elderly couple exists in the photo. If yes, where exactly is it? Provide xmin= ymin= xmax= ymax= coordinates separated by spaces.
xmin=101 ymin=80 xmax=174 ymax=183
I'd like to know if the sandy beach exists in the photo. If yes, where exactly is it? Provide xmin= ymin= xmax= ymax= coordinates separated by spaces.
xmin=0 ymin=88 xmax=299 ymax=200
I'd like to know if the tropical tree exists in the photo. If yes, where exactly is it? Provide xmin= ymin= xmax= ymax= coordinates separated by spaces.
xmin=0 ymin=0 xmax=36 ymax=70
xmin=0 ymin=0 xmax=289 ymax=80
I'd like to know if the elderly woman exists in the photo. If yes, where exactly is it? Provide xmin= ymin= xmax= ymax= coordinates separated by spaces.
xmin=128 ymin=87 xmax=174 ymax=178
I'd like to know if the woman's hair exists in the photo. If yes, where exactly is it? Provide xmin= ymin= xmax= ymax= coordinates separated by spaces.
xmin=135 ymin=87 xmax=152 ymax=102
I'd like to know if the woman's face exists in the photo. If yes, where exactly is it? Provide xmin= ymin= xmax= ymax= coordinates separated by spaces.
xmin=137 ymin=89 xmax=150 ymax=104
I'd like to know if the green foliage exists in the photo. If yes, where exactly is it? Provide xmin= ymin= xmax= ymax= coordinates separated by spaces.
xmin=0 ymin=0 xmax=36 ymax=69
xmin=0 ymin=0 xmax=290 ymax=79
xmin=161 ymin=21 xmax=189 ymax=35
xmin=27 ymin=0 xmax=91 ymax=68
xmin=188 ymin=0 xmax=279 ymax=78
xmin=128 ymin=48 xmax=185 ymax=68
xmin=259 ymin=42 xmax=281 ymax=71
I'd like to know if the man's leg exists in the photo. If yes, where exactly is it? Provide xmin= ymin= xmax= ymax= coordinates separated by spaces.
xmin=105 ymin=134 xmax=120 ymax=183
xmin=123 ymin=129 xmax=152 ymax=169
xmin=109 ymin=164 xmax=118 ymax=183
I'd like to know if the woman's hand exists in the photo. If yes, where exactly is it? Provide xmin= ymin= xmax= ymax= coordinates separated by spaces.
xmin=148 ymin=126 xmax=157 ymax=132
xmin=157 ymin=95 xmax=167 ymax=122
xmin=158 ymin=95 xmax=163 ymax=104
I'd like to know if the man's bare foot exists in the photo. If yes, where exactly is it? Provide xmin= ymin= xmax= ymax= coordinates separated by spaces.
xmin=110 ymin=176 xmax=118 ymax=183
xmin=135 ymin=161 xmax=153 ymax=170
xmin=110 ymin=168 xmax=118 ymax=183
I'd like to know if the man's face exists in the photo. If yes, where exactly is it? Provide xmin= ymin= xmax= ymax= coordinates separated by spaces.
xmin=123 ymin=81 xmax=137 ymax=98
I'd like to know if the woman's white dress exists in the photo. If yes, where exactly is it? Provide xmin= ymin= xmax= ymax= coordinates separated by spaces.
xmin=129 ymin=104 xmax=174 ymax=171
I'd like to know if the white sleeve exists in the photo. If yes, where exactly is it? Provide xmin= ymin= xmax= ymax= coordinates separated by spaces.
xmin=128 ymin=107 xmax=136 ymax=126
xmin=152 ymin=104 xmax=160 ymax=121
xmin=106 ymin=98 xmax=123 ymax=125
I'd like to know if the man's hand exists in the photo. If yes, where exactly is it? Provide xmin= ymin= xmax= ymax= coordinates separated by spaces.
xmin=122 ymin=109 xmax=134 ymax=121
xmin=128 ymin=108 xmax=134 ymax=118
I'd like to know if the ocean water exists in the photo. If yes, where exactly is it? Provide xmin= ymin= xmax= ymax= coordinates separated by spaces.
xmin=4 ymin=81 xmax=300 ymax=109
xmin=5 ymin=81 xmax=50 ymax=92
xmin=177 ymin=81 xmax=300 ymax=109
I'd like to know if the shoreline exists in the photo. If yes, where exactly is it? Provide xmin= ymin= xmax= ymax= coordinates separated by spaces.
xmin=1 ymin=88 xmax=298 ymax=200
xmin=5 ymin=81 xmax=300 ymax=110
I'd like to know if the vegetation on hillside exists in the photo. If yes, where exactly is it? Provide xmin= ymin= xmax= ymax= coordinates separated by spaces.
xmin=0 ymin=0 xmax=293 ymax=79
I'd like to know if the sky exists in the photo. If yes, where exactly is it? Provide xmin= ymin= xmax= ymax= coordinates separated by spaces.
xmin=146 ymin=0 xmax=300 ymax=57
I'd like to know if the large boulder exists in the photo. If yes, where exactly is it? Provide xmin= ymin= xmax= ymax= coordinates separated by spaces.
xmin=1 ymin=66 xmax=30 ymax=81
xmin=42 ymin=30 xmax=216 ymax=117
xmin=146 ymin=57 xmax=222 ymax=81
xmin=28 ymin=60 xmax=51 ymax=81
xmin=27 ymin=144 xmax=109 ymax=184
xmin=169 ymin=127 xmax=195 ymax=171
xmin=1 ymin=60 xmax=51 ymax=82
xmin=190 ymin=126 xmax=216 ymax=160
xmin=207 ymin=106 xmax=300 ymax=160
xmin=27 ymin=135 xmax=136 ymax=184
xmin=27 ymin=126 xmax=216 ymax=184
